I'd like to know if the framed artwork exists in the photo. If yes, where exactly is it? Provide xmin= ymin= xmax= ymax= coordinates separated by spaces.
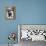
xmin=18 ymin=24 xmax=46 ymax=41
xmin=5 ymin=6 xmax=16 ymax=20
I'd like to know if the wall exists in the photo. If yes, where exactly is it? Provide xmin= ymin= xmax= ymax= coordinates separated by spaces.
xmin=0 ymin=0 xmax=17 ymax=44
xmin=16 ymin=0 xmax=46 ymax=24
xmin=0 ymin=0 xmax=46 ymax=45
